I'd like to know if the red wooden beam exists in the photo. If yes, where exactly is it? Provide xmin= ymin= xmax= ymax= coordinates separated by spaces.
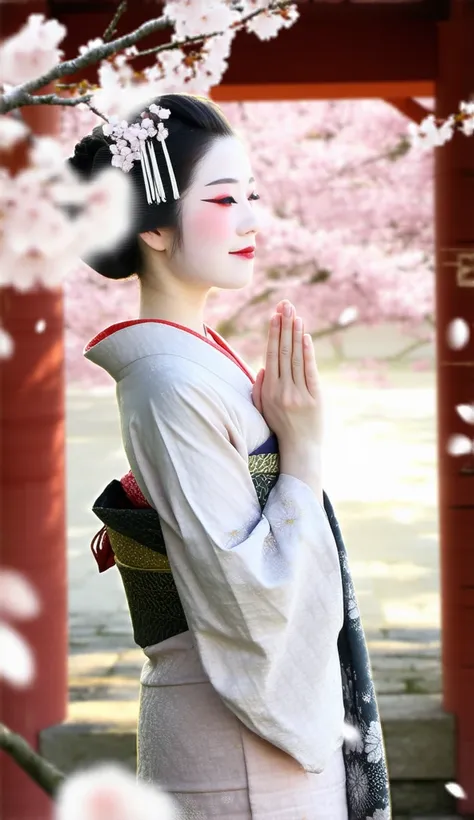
xmin=384 ymin=97 xmax=433 ymax=123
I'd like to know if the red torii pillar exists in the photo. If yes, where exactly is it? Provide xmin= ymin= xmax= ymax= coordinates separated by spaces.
xmin=0 ymin=3 xmax=68 ymax=819
xmin=435 ymin=0 xmax=474 ymax=813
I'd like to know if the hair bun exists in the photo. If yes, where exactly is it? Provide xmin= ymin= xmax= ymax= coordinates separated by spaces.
xmin=69 ymin=133 xmax=108 ymax=179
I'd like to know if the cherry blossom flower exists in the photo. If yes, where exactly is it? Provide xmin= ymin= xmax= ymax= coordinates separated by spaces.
xmin=408 ymin=114 xmax=455 ymax=150
xmin=164 ymin=0 xmax=238 ymax=39
xmin=54 ymin=763 xmax=177 ymax=820
xmin=78 ymin=37 xmax=104 ymax=57
xmin=246 ymin=3 xmax=299 ymax=41
xmin=0 ymin=116 xmax=28 ymax=149
xmin=0 ymin=13 xmax=66 ymax=85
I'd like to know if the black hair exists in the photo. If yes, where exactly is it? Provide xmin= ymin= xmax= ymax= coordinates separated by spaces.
xmin=68 ymin=93 xmax=235 ymax=280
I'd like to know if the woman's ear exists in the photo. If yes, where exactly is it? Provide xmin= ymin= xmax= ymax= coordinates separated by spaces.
xmin=139 ymin=228 xmax=169 ymax=253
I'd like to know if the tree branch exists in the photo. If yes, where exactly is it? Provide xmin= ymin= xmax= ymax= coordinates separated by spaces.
xmin=5 ymin=92 xmax=94 ymax=109
xmin=0 ymin=15 xmax=173 ymax=114
xmin=103 ymin=0 xmax=128 ymax=43
xmin=0 ymin=0 xmax=295 ymax=115
xmin=0 ymin=722 xmax=65 ymax=797
xmin=135 ymin=0 xmax=294 ymax=57
xmin=384 ymin=337 xmax=432 ymax=362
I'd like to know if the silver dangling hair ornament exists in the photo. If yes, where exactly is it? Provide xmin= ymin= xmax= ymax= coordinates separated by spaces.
xmin=102 ymin=103 xmax=180 ymax=205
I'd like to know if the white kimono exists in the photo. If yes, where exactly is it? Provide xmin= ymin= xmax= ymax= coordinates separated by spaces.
xmin=85 ymin=319 xmax=348 ymax=820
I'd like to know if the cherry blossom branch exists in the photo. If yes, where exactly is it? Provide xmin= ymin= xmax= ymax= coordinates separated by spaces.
xmin=0 ymin=722 xmax=65 ymax=797
xmin=384 ymin=337 xmax=431 ymax=362
xmin=0 ymin=0 xmax=295 ymax=115
xmin=0 ymin=15 xmax=173 ymax=114
xmin=103 ymin=0 xmax=128 ymax=43
xmin=134 ymin=0 xmax=295 ymax=58
xmin=5 ymin=93 xmax=94 ymax=109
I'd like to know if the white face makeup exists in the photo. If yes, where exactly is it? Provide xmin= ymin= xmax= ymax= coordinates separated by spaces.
xmin=168 ymin=136 xmax=260 ymax=290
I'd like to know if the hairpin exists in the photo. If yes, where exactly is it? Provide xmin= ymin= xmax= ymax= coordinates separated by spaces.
xmin=102 ymin=103 xmax=180 ymax=205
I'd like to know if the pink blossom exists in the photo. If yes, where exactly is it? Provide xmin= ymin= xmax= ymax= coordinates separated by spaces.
xmin=0 ymin=116 xmax=28 ymax=149
xmin=245 ymin=4 xmax=299 ymax=40
xmin=54 ymin=763 xmax=177 ymax=820
xmin=164 ymin=0 xmax=238 ymax=39
xmin=0 ymin=13 xmax=65 ymax=85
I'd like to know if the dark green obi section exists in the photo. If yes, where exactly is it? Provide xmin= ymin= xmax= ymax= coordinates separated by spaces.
xmin=93 ymin=449 xmax=279 ymax=648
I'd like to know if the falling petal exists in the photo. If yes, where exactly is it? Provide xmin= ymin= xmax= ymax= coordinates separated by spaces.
xmin=0 ymin=569 xmax=41 ymax=619
xmin=342 ymin=721 xmax=362 ymax=748
xmin=446 ymin=318 xmax=470 ymax=350
xmin=35 ymin=319 xmax=46 ymax=333
xmin=446 ymin=434 xmax=473 ymax=456
xmin=445 ymin=781 xmax=467 ymax=799
xmin=338 ymin=306 xmax=359 ymax=326
xmin=456 ymin=404 xmax=474 ymax=425
xmin=0 ymin=624 xmax=35 ymax=687
xmin=54 ymin=763 xmax=177 ymax=820
xmin=0 ymin=327 xmax=14 ymax=359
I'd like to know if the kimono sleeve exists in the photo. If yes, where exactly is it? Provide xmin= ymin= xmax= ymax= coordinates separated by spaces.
xmin=126 ymin=376 xmax=345 ymax=773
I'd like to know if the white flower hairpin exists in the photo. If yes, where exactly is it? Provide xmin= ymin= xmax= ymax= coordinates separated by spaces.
xmin=102 ymin=104 xmax=180 ymax=205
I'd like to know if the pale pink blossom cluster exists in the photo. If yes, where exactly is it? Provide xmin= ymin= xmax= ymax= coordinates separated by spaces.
xmin=90 ymin=1 xmax=299 ymax=116
xmin=242 ymin=0 xmax=300 ymax=40
xmin=0 ymin=115 xmax=29 ymax=150
xmin=0 ymin=569 xmax=40 ymax=688
xmin=55 ymin=763 xmax=177 ymax=820
xmin=0 ymin=13 xmax=66 ymax=85
xmin=0 ymin=140 xmax=132 ymax=294
xmin=408 ymin=101 xmax=474 ymax=149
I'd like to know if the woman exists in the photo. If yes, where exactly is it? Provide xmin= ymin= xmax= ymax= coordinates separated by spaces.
xmin=71 ymin=93 xmax=391 ymax=820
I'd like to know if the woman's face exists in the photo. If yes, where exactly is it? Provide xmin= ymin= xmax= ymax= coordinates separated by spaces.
xmin=169 ymin=136 xmax=260 ymax=290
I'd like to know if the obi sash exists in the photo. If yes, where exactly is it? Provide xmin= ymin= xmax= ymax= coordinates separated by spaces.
xmin=91 ymin=435 xmax=391 ymax=819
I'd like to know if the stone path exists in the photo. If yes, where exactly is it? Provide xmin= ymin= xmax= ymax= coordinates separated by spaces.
xmin=66 ymin=366 xmax=442 ymax=713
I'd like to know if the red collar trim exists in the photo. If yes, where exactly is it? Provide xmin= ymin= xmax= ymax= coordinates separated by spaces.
xmin=85 ymin=319 xmax=255 ymax=384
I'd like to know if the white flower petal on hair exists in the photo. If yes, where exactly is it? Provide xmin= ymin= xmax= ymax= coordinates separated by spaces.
xmin=0 ymin=569 xmax=40 ymax=619
xmin=0 ymin=624 xmax=35 ymax=687
xmin=54 ymin=763 xmax=177 ymax=820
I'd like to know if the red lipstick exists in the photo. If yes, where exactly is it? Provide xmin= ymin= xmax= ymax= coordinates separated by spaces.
xmin=229 ymin=246 xmax=255 ymax=259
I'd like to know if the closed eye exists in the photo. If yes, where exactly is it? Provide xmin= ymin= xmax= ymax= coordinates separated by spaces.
xmin=201 ymin=193 xmax=261 ymax=206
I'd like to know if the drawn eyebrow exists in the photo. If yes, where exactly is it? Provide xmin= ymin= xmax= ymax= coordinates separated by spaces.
xmin=204 ymin=176 xmax=255 ymax=186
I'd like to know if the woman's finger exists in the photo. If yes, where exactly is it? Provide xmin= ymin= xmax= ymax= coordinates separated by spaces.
xmin=265 ymin=314 xmax=280 ymax=383
xmin=252 ymin=368 xmax=264 ymax=414
xmin=292 ymin=316 xmax=306 ymax=390
xmin=303 ymin=333 xmax=320 ymax=398
xmin=279 ymin=303 xmax=294 ymax=383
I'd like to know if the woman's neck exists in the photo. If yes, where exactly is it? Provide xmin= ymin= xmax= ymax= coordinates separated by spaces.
xmin=138 ymin=281 xmax=209 ymax=337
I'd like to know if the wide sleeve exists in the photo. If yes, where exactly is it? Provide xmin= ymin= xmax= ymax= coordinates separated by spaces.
xmin=124 ymin=375 xmax=345 ymax=773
